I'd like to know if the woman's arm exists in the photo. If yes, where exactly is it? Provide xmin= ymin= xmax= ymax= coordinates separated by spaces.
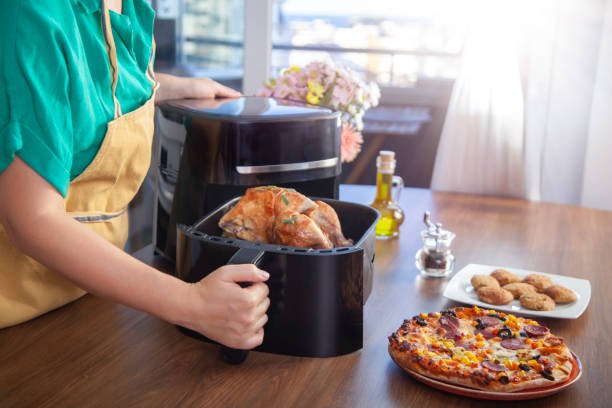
xmin=0 ymin=158 xmax=269 ymax=349
xmin=155 ymin=73 xmax=241 ymax=104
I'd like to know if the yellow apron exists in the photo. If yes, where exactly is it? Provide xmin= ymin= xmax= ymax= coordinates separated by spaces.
xmin=0 ymin=0 xmax=158 ymax=328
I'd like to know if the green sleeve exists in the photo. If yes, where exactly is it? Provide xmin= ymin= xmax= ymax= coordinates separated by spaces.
xmin=0 ymin=2 xmax=74 ymax=196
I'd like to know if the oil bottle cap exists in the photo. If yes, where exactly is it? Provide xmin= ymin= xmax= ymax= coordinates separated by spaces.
xmin=377 ymin=150 xmax=396 ymax=173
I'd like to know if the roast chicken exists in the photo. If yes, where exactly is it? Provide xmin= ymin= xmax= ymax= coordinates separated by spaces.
xmin=218 ymin=186 xmax=353 ymax=249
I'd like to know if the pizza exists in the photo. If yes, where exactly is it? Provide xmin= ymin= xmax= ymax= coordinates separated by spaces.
xmin=388 ymin=306 xmax=575 ymax=392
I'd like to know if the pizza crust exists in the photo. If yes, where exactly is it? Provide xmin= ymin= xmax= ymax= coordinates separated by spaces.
xmin=389 ymin=344 xmax=573 ymax=392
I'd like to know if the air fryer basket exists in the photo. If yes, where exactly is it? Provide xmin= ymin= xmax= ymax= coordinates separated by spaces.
xmin=176 ymin=197 xmax=379 ymax=358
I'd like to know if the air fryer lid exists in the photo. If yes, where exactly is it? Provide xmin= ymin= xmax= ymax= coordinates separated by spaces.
xmin=160 ymin=95 xmax=342 ymax=178
xmin=162 ymin=96 xmax=338 ymax=122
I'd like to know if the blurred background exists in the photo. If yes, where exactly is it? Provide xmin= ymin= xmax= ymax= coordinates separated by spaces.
xmin=128 ymin=0 xmax=612 ymax=250
xmin=152 ymin=0 xmax=467 ymax=188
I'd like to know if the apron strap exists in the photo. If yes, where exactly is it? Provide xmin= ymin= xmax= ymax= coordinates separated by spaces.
xmin=100 ymin=1 xmax=158 ymax=117
xmin=100 ymin=0 xmax=122 ymax=119
xmin=146 ymin=39 xmax=159 ymax=89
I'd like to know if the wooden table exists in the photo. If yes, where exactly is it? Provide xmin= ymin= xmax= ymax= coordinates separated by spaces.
xmin=1 ymin=185 xmax=611 ymax=408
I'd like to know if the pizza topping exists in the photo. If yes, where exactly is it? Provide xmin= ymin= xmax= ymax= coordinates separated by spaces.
xmin=439 ymin=315 xmax=460 ymax=330
xmin=454 ymin=340 xmax=472 ymax=349
xmin=439 ymin=315 xmax=462 ymax=340
xmin=540 ymin=369 xmax=555 ymax=381
xmin=443 ymin=330 xmax=462 ymax=341
xmin=498 ymin=375 xmax=510 ymax=384
xmin=500 ymin=338 xmax=527 ymax=350
xmin=518 ymin=363 xmax=531 ymax=371
xmin=527 ymin=339 xmax=545 ymax=349
xmin=524 ymin=324 xmax=550 ymax=338
xmin=497 ymin=328 xmax=512 ymax=339
xmin=526 ymin=359 xmax=543 ymax=371
xmin=440 ymin=309 xmax=457 ymax=317
xmin=482 ymin=360 xmax=506 ymax=372
xmin=479 ymin=326 xmax=497 ymax=339
xmin=414 ymin=316 xmax=428 ymax=327
xmin=487 ymin=313 xmax=507 ymax=321
xmin=545 ymin=336 xmax=564 ymax=346
xmin=479 ymin=315 xmax=503 ymax=327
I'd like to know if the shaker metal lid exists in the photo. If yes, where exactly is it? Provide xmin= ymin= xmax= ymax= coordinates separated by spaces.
xmin=421 ymin=211 xmax=455 ymax=241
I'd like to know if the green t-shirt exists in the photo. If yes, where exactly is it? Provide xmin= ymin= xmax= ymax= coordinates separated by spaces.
xmin=0 ymin=0 xmax=155 ymax=196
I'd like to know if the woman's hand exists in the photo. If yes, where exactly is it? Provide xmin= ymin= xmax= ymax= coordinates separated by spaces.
xmin=181 ymin=265 xmax=270 ymax=349
xmin=155 ymin=73 xmax=241 ymax=103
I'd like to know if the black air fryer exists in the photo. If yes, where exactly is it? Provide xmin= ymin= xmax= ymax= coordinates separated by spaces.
xmin=153 ymin=96 xmax=341 ymax=261
xmin=176 ymin=197 xmax=379 ymax=360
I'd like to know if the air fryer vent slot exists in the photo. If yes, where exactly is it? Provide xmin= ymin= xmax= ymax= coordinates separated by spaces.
xmin=187 ymin=231 xmax=365 ymax=255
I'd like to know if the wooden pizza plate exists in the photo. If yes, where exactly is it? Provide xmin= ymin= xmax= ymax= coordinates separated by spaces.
xmin=392 ymin=352 xmax=582 ymax=400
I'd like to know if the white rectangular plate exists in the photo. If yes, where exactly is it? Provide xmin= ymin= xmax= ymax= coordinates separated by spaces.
xmin=442 ymin=264 xmax=591 ymax=319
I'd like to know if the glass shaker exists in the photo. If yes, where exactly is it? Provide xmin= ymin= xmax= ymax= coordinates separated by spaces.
xmin=369 ymin=151 xmax=405 ymax=239
xmin=415 ymin=211 xmax=455 ymax=277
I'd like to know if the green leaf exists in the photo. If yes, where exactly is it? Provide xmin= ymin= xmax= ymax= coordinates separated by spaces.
xmin=281 ymin=194 xmax=289 ymax=205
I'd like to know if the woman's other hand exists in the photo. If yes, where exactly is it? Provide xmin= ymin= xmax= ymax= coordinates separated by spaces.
xmin=155 ymin=73 xmax=241 ymax=103
xmin=181 ymin=264 xmax=270 ymax=350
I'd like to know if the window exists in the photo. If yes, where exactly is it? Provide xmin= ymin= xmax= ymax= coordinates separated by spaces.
xmin=156 ymin=0 xmax=467 ymax=89
xmin=182 ymin=0 xmax=244 ymax=75
xmin=272 ymin=0 xmax=466 ymax=87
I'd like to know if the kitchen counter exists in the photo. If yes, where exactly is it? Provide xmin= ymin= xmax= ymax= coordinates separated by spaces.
xmin=1 ymin=185 xmax=610 ymax=407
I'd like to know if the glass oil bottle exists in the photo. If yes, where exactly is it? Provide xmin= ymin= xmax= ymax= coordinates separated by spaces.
xmin=369 ymin=151 xmax=404 ymax=239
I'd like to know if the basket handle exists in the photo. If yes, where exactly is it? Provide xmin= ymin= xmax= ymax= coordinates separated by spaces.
xmin=220 ymin=247 xmax=266 ymax=364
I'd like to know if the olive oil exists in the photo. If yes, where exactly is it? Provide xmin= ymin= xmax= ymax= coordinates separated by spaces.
xmin=370 ymin=151 xmax=404 ymax=239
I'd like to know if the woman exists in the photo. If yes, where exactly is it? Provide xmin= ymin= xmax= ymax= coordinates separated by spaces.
xmin=0 ymin=0 xmax=270 ymax=351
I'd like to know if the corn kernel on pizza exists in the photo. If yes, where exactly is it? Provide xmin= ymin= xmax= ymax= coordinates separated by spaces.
xmin=388 ymin=306 xmax=575 ymax=392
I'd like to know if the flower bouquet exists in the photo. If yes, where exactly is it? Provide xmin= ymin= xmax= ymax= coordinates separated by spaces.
xmin=258 ymin=61 xmax=380 ymax=163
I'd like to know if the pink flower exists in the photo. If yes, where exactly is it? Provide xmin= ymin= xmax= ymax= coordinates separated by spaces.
xmin=272 ymin=84 xmax=293 ymax=99
xmin=332 ymin=85 xmax=352 ymax=107
xmin=259 ymin=61 xmax=380 ymax=163
xmin=340 ymin=123 xmax=363 ymax=163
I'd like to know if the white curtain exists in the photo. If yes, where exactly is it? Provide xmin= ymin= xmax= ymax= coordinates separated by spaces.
xmin=431 ymin=1 xmax=525 ymax=198
xmin=431 ymin=0 xmax=612 ymax=211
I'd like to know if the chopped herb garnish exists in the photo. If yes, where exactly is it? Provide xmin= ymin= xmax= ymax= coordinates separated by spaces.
xmin=285 ymin=188 xmax=296 ymax=192
xmin=282 ymin=215 xmax=298 ymax=224
xmin=281 ymin=194 xmax=290 ymax=205
xmin=258 ymin=185 xmax=281 ymax=191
